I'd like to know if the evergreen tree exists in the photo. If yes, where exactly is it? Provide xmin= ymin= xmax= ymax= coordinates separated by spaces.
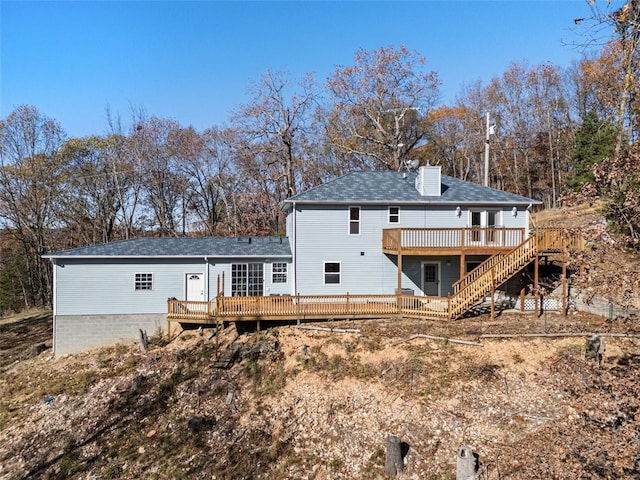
xmin=567 ymin=111 xmax=616 ymax=191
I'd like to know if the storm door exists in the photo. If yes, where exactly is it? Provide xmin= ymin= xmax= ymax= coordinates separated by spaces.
xmin=422 ymin=262 xmax=440 ymax=296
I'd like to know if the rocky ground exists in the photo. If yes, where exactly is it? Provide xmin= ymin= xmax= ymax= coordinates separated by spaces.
xmin=1 ymin=310 xmax=640 ymax=479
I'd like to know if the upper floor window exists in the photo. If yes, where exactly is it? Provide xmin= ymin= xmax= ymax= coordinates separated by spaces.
xmin=388 ymin=206 xmax=400 ymax=224
xmin=272 ymin=262 xmax=288 ymax=284
xmin=135 ymin=273 xmax=153 ymax=291
xmin=349 ymin=207 xmax=360 ymax=235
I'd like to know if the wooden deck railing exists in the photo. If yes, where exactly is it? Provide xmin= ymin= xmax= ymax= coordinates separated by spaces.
xmin=168 ymin=228 xmax=584 ymax=324
xmin=168 ymin=293 xmax=451 ymax=324
xmin=383 ymin=227 xmax=526 ymax=252
xmin=167 ymin=298 xmax=214 ymax=321
xmin=448 ymin=228 xmax=582 ymax=318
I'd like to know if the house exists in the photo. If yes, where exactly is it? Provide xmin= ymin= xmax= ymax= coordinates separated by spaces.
xmin=46 ymin=165 xmax=571 ymax=356
xmin=44 ymin=236 xmax=292 ymax=355
xmin=284 ymin=166 xmax=539 ymax=298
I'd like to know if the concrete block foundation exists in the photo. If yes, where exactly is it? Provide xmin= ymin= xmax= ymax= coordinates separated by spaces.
xmin=54 ymin=314 xmax=166 ymax=356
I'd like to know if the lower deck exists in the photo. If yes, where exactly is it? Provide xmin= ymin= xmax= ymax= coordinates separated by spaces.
xmin=168 ymin=293 xmax=449 ymax=330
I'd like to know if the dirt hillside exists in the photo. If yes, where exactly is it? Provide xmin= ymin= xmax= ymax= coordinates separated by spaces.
xmin=2 ymin=311 xmax=640 ymax=479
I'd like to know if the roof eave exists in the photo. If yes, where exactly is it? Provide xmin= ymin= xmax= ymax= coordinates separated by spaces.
xmin=43 ymin=254 xmax=292 ymax=260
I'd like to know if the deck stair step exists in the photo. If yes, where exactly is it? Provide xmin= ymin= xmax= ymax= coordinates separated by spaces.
xmin=214 ymin=343 xmax=241 ymax=369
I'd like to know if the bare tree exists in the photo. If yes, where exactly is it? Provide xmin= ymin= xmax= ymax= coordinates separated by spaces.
xmin=0 ymin=105 xmax=66 ymax=307
xmin=129 ymin=116 xmax=189 ymax=236
xmin=233 ymin=69 xmax=318 ymax=200
xmin=325 ymin=45 xmax=440 ymax=171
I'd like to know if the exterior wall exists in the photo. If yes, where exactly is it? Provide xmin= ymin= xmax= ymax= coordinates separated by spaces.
xmin=54 ymin=313 xmax=165 ymax=356
xmin=53 ymin=255 xmax=292 ymax=355
xmin=290 ymin=202 xmax=530 ymax=296
xmin=54 ymin=258 xmax=210 ymax=316
xmin=292 ymin=204 xmax=470 ymax=296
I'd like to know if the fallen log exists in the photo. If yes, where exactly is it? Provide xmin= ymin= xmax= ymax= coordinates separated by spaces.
xmin=395 ymin=334 xmax=483 ymax=347
xmin=295 ymin=325 xmax=360 ymax=334
xmin=480 ymin=332 xmax=640 ymax=339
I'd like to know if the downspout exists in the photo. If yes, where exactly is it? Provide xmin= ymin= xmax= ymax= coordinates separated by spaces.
xmin=50 ymin=258 xmax=57 ymax=354
xmin=292 ymin=201 xmax=297 ymax=296
xmin=204 ymin=257 xmax=209 ymax=299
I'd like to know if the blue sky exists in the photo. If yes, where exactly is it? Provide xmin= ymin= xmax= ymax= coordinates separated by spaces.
xmin=1 ymin=1 xmax=608 ymax=138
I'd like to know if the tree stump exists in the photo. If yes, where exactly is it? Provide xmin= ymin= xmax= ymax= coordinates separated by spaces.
xmin=139 ymin=329 xmax=149 ymax=351
xmin=586 ymin=335 xmax=604 ymax=365
xmin=384 ymin=435 xmax=403 ymax=476
xmin=29 ymin=343 xmax=47 ymax=358
xmin=456 ymin=444 xmax=478 ymax=480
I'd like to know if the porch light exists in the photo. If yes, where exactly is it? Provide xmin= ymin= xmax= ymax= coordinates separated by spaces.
xmin=512 ymin=206 xmax=518 ymax=217
xmin=455 ymin=206 xmax=461 ymax=217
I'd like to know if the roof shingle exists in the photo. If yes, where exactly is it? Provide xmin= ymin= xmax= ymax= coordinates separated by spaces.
xmin=44 ymin=236 xmax=291 ymax=259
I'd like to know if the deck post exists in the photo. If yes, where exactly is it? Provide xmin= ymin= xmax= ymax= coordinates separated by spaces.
xmin=534 ymin=254 xmax=540 ymax=316
xmin=397 ymin=253 xmax=403 ymax=295
xmin=167 ymin=298 xmax=172 ymax=338
xmin=562 ymin=256 xmax=568 ymax=316
xmin=490 ymin=267 xmax=496 ymax=321
xmin=346 ymin=292 xmax=350 ymax=315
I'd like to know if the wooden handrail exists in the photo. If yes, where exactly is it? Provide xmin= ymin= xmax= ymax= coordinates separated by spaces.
xmin=453 ymin=252 xmax=505 ymax=294
xmin=448 ymin=228 xmax=582 ymax=318
xmin=383 ymin=227 xmax=526 ymax=251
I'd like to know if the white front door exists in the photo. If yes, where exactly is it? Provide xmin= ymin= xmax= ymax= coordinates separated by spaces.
xmin=186 ymin=273 xmax=205 ymax=301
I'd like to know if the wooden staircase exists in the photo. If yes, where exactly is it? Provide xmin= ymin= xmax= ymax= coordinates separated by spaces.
xmin=448 ymin=228 xmax=576 ymax=319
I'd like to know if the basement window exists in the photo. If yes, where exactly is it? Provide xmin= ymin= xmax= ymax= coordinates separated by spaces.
xmin=135 ymin=273 xmax=153 ymax=291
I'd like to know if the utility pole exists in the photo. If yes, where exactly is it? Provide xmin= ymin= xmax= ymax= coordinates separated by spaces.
xmin=484 ymin=112 xmax=490 ymax=187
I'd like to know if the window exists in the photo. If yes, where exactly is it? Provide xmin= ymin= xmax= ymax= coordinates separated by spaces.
xmin=231 ymin=263 xmax=264 ymax=296
xmin=388 ymin=206 xmax=400 ymax=224
xmin=272 ymin=262 xmax=287 ymax=284
xmin=349 ymin=207 xmax=360 ymax=235
xmin=323 ymin=262 xmax=341 ymax=285
xmin=135 ymin=273 xmax=153 ymax=291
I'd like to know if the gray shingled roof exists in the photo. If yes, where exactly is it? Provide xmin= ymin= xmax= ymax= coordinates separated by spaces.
xmin=44 ymin=236 xmax=292 ymax=259
xmin=284 ymin=170 xmax=540 ymax=208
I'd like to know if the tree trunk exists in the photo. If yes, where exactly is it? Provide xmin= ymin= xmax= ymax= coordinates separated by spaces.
xmin=384 ymin=435 xmax=403 ymax=476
